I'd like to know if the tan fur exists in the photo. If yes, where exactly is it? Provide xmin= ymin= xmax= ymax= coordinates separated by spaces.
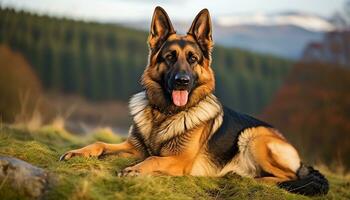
xmin=122 ymin=125 xmax=210 ymax=176
xmin=196 ymin=127 xmax=299 ymax=181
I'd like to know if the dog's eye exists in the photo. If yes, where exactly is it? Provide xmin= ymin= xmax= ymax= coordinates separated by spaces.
xmin=166 ymin=54 xmax=174 ymax=60
xmin=165 ymin=53 xmax=176 ymax=62
xmin=188 ymin=55 xmax=198 ymax=64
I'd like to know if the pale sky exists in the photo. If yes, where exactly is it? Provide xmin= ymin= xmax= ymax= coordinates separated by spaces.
xmin=0 ymin=0 xmax=346 ymax=23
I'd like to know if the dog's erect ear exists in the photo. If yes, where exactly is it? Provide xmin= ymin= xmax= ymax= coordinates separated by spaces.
xmin=148 ymin=6 xmax=175 ymax=52
xmin=188 ymin=9 xmax=213 ymax=57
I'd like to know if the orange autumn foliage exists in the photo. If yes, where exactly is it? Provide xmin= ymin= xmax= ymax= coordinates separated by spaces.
xmin=262 ymin=62 xmax=350 ymax=170
xmin=0 ymin=44 xmax=42 ymax=122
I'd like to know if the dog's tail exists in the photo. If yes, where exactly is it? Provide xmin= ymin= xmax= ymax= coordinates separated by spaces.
xmin=277 ymin=163 xmax=329 ymax=196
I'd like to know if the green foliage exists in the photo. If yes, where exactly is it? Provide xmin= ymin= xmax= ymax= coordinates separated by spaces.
xmin=0 ymin=126 xmax=349 ymax=199
xmin=0 ymin=8 xmax=292 ymax=114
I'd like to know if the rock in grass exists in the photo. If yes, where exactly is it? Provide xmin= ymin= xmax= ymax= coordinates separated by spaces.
xmin=0 ymin=156 xmax=48 ymax=199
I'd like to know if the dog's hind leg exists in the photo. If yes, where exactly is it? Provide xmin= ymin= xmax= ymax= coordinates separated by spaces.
xmin=249 ymin=128 xmax=329 ymax=196
xmin=249 ymin=127 xmax=301 ymax=184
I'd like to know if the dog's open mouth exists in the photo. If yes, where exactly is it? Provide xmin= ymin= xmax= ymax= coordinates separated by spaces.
xmin=172 ymin=90 xmax=189 ymax=107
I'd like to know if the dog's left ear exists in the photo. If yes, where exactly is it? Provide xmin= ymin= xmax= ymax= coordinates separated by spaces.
xmin=188 ymin=9 xmax=213 ymax=57
xmin=148 ymin=6 xmax=175 ymax=52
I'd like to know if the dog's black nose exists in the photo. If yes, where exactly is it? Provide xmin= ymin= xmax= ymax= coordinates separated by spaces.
xmin=174 ymin=74 xmax=190 ymax=86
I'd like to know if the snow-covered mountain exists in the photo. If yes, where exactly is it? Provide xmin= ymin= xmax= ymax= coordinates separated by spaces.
xmin=216 ymin=12 xmax=335 ymax=32
xmin=123 ymin=11 xmax=336 ymax=59
xmin=211 ymin=12 xmax=337 ymax=59
xmin=213 ymin=24 xmax=324 ymax=59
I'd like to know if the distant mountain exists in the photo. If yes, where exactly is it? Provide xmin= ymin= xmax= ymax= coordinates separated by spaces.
xmin=212 ymin=24 xmax=324 ymax=59
xmin=123 ymin=11 xmax=336 ymax=59
xmin=216 ymin=11 xmax=335 ymax=32
xmin=214 ymin=12 xmax=335 ymax=59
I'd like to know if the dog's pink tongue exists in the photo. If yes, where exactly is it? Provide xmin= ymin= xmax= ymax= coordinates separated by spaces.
xmin=172 ymin=90 xmax=189 ymax=107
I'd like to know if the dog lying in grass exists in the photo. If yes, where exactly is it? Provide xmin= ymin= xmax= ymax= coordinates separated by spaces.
xmin=60 ymin=6 xmax=328 ymax=196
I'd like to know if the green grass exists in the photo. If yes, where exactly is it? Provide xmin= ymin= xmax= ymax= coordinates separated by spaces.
xmin=0 ymin=125 xmax=349 ymax=200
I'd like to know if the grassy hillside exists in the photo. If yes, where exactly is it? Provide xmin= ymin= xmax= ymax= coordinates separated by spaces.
xmin=262 ymin=62 xmax=350 ymax=170
xmin=0 ymin=125 xmax=349 ymax=199
xmin=0 ymin=8 xmax=292 ymax=115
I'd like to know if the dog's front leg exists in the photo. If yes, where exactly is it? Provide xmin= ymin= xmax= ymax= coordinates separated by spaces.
xmin=60 ymin=140 xmax=142 ymax=161
xmin=119 ymin=156 xmax=191 ymax=176
xmin=119 ymin=125 xmax=206 ymax=176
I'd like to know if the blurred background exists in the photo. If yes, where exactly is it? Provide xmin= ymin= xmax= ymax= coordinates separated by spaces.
xmin=0 ymin=0 xmax=349 ymax=171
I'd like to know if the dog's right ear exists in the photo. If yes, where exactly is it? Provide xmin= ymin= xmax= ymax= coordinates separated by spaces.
xmin=148 ymin=6 xmax=175 ymax=52
xmin=188 ymin=9 xmax=213 ymax=58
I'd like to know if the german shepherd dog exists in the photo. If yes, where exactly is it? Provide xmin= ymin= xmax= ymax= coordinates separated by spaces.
xmin=60 ymin=7 xmax=328 ymax=196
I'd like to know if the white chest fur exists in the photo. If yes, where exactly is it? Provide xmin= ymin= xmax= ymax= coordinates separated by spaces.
xmin=129 ymin=91 xmax=223 ymax=145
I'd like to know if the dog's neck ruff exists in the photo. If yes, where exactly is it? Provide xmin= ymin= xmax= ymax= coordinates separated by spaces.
xmin=129 ymin=91 xmax=223 ymax=142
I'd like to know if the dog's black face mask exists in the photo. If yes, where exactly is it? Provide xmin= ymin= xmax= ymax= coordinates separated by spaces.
xmin=160 ymin=39 xmax=202 ymax=107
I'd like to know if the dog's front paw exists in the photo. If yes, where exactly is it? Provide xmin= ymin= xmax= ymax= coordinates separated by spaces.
xmin=117 ymin=166 xmax=141 ymax=177
xmin=59 ymin=142 xmax=105 ymax=161
xmin=59 ymin=150 xmax=81 ymax=161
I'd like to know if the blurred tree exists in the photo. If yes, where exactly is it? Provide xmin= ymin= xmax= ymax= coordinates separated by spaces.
xmin=0 ymin=44 xmax=42 ymax=122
